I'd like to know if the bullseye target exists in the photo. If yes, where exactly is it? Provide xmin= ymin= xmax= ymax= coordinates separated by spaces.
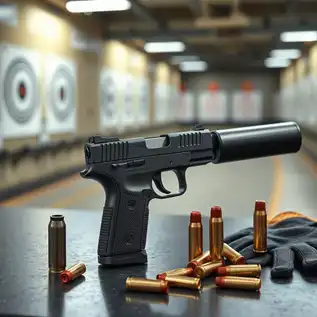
xmin=122 ymin=74 xmax=135 ymax=125
xmin=138 ymin=78 xmax=149 ymax=124
xmin=0 ymin=44 xmax=41 ymax=138
xmin=44 ymin=55 xmax=77 ymax=133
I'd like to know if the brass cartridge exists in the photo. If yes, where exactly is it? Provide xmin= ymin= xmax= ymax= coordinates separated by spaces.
xmin=215 ymin=276 xmax=261 ymax=291
xmin=188 ymin=211 xmax=203 ymax=261
xmin=157 ymin=267 xmax=193 ymax=280
xmin=187 ymin=251 xmax=211 ymax=269
xmin=163 ymin=276 xmax=201 ymax=290
xmin=126 ymin=277 xmax=168 ymax=294
xmin=223 ymin=243 xmax=245 ymax=264
xmin=253 ymin=200 xmax=267 ymax=253
xmin=60 ymin=263 xmax=86 ymax=284
xmin=217 ymin=265 xmax=261 ymax=278
xmin=210 ymin=206 xmax=224 ymax=261
xmin=195 ymin=261 xmax=223 ymax=279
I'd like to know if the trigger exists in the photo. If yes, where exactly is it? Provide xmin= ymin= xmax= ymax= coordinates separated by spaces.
xmin=153 ymin=173 xmax=171 ymax=194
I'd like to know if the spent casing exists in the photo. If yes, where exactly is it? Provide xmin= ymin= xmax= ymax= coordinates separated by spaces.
xmin=223 ymin=243 xmax=245 ymax=264
xmin=157 ymin=267 xmax=193 ymax=280
xmin=48 ymin=215 xmax=66 ymax=274
xmin=187 ymin=251 xmax=211 ymax=269
xmin=126 ymin=277 xmax=168 ymax=294
xmin=217 ymin=264 xmax=261 ymax=278
xmin=60 ymin=263 xmax=86 ymax=284
xmin=210 ymin=206 xmax=224 ymax=261
xmin=195 ymin=261 xmax=223 ymax=279
xmin=253 ymin=200 xmax=267 ymax=253
xmin=216 ymin=276 xmax=261 ymax=291
xmin=188 ymin=211 xmax=203 ymax=262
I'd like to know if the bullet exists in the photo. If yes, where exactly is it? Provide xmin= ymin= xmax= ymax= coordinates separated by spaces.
xmin=187 ymin=251 xmax=211 ymax=269
xmin=60 ymin=263 xmax=86 ymax=284
xmin=188 ymin=211 xmax=203 ymax=262
xmin=157 ymin=267 xmax=193 ymax=280
xmin=215 ymin=276 xmax=261 ymax=291
xmin=210 ymin=206 xmax=224 ymax=262
xmin=195 ymin=261 xmax=223 ymax=279
xmin=217 ymin=265 xmax=261 ymax=278
xmin=48 ymin=215 xmax=66 ymax=274
xmin=223 ymin=243 xmax=245 ymax=265
xmin=253 ymin=200 xmax=267 ymax=253
xmin=126 ymin=277 xmax=168 ymax=294
xmin=163 ymin=276 xmax=201 ymax=290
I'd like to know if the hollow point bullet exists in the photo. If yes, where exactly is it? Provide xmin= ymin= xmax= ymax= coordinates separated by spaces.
xmin=217 ymin=264 xmax=261 ymax=278
xmin=163 ymin=276 xmax=201 ymax=290
xmin=223 ymin=243 xmax=245 ymax=265
xmin=188 ymin=211 xmax=203 ymax=262
xmin=157 ymin=267 xmax=193 ymax=280
xmin=187 ymin=251 xmax=211 ymax=269
xmin=60 ymin=263 xmax=86 ymax=284
xmin=126 ymin=277 xmax=168 ymax=294
xmin=48 ymin=215 xmax=66 ymax=274
xmin=215 ymin=276 xmax=261 ymax=291
xmin=195 ymin=261 xmax=224 ymax=279
xmin=210 ymin=206 xmax=224 ymax=262
xmin=253 ymin=200 xmax=267 ymax=253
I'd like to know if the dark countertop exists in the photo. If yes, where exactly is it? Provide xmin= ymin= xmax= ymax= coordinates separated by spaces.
xmin=0 ymin=207 xmax=316 ymax=317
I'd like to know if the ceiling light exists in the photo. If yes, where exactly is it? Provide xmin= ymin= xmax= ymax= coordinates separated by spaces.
xmin=144 ymin=42 xmax=185 ymax=53
xmin=66 ymin=0 xmax=131 ymax=13
xmin=280 ymin=31 xmax=317 ymax=43
xmin=170 ymin=55 xmax=200 ymax=64
xmin=264 ymin=57 xmax=290 ymax=68
xmin=270 ymin=49 xmax=301 ymax=59
xmin=179 ymin=61 xmax=208 ymax=72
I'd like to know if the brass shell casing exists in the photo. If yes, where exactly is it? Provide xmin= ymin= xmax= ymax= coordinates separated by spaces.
xmin=48 ymin=215 xmax=66 ymax=274
xmin=223 ymin=243 xmax=245 ymax=264
xmin=217 ymin=265 xmax=261 ymax=278
xmin=188 ymin=221 xmax=203 ymax=262
xmin=253 ymin=208 xmax=267 ymax=253
xmin=164 ymin=276 xmax=201 ymax=290
xmin=157 ymin=267 xmax=193 ymax=280
xmin=126 ymin=277 xmax=168 ymax=294
xmin=195 ymin=261 xmax=223 ymax=279
xmin=210 ymin=217 xmax=224 ymax=261
xmin=216 ymin=276 xmax=261 ymax=291
xmin=187 ymin=251 xmax=211 ymax=269
xmin=60 ymin=263 xmax=86 ymax=284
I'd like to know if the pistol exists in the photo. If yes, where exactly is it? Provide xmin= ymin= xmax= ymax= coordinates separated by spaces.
xmin=80 ymin=122 xmax=301 ymax=266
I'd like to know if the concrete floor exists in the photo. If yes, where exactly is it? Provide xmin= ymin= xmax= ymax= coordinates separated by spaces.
xmin=1 ymin=148 xmax=316 ymax=220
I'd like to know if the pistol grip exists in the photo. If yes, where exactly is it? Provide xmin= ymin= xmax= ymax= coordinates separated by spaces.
xmin=98 ymin=189 xmax=150 ymax=266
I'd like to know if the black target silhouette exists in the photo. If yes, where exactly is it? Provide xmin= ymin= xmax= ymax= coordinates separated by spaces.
xmin=50 ymin=66 xmax=75 ymax=122
xmin=101 ymin=75 xmax=115 ymax=118
xmin=4 ymin=58 xmax=38 ymax=124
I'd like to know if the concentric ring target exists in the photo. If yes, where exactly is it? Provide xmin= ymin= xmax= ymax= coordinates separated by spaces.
xmin=101 ymin=76 xmax=115 ymax=118
xmin=50 ymin=66 xmax=75 ymax=122
xmin=125 ymin=79 xmax=133 ymax=115
xmin=4 ymin=58 xmax=38 ymax=124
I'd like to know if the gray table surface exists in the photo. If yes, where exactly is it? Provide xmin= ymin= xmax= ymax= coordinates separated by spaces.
xmin=0 ymin=207 xmax=316 ymax=317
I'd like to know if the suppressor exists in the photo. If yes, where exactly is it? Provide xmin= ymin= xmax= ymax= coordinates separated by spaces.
xmin=195 ymin=261 xmax=223 ymax=279
xmin=210 ymin=206 xmax=224 ymax=262
xmin=187 ymin=251 xmax=211 ymax=269
xmin=223 ymin=243 xmax=245 ymax=265
xmin=163 ymin=276 xmax=201 ymax=290
xmin=126 ymin=277 xmax=168 ymax=294
xmin=215 ymin=276 xmax=261 ymax=291
xmin=157 ymin=267 xmax=193 ymax=280
xmin=188 ymin=211 xmax=203 ymax=262
xmin=217 ymin=265 xmax=261 ymax=278
xmin=60 ymin=263 xmax=86 ymax=284
xmin=210 ymin=121 xmax=301 ymax=164
xmin=253 ymin=200 xmax=267 ymax=253
xmin=48 ymin=215 xmax=66 ymax=274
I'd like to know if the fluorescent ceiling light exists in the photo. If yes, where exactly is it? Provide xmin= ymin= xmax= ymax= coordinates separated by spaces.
xmin=270 ymin=49 xmax=301 ymax=59
xmin=144 ymin=42 xmax=185 ymax=53
xmin=179 ymin=61 xmax=208 ymax=72
xmin=66 ymin=0 xmax=131 ymax=13
xmin=265 ymin=57 xmax=290 ymax=68
xmin=280 ymin=31 xmax=317 ymax=42
xmin=170 ymin=55 xmax=199 ymax=64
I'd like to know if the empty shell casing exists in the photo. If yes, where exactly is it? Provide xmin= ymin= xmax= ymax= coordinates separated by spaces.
xmin=48 ymin=215 xmax=66 ymax=274
xmin=223 ymin=243 xmax=245 ymax=265
xmin=210 ymin=206 xmax=224 ymax=261
xmin=253 ymin=200 xmax=267 ymax=253
xmin=188 ymin=211 xmax=203 ymax=262
xmin=60 ymin=263 xmax=86 ymax=284
xmin=157 ymin=267 xmax=193 ymax=280
xmin=126 ymin=277 xmax=168 ymax=294
xmin=163 ymin=276 xmax=201 ymax=290
xmin=195 ymin=261 xmax=223 ymax=279
xmin=217 ymin=265 xmax=261 ymax=278
xmin=187 ymin=251 xmax=211 ymax=269
xmin=216 ymin=276 xmax=261 ymax=291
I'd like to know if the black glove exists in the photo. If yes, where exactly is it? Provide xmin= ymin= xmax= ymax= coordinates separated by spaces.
xmin=224 ymin=212 xmax=317 ymax=278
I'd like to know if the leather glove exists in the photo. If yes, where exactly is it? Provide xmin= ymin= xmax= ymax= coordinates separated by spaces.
xmin=224 ymin=212 xmax=317 ymax=278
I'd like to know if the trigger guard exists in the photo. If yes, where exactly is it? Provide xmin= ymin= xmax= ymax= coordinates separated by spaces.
xmin=153 ymin=173 xmax=171 ymax=194
xmin=174 ymin=168 xmax=187 ymax=194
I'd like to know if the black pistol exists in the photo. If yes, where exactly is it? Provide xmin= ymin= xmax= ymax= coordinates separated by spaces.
xmin=80 ymin=122 xmax=302 ymax=266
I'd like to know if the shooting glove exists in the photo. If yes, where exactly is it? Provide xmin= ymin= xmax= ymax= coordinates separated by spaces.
xmin=224 ymin=212 xmax=317 ymax=278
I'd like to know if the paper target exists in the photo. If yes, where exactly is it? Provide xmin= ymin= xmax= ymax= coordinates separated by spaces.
xmin=198 ymin=90 xmax=228 ymax=123
xmin=137 ymin=78 xmax=149 ymax=125
xmin=100 ymin=68 xmax=119 ymax=129
xmin=177 ymin=91 xmax=195 ymax=123
xmin=154 ymin=83 xmax=169 ymax=123
xmin=232 ymin=90 xmax=263 ymax=123
xmin=45 ymin=55 xmax=76 ymax=133
xmin=0 ymin=44 xmax=41 ymax=138
xmin=122 ymin=73 xmax=135 ymax=125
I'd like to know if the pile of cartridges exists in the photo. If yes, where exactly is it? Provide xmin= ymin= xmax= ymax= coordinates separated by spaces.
xmin=126 ymin=200 xmax=266 ymax=294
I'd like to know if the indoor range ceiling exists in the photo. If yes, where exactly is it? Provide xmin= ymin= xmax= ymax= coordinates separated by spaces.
xmin=48 ymin=0 xmax=317 ymax=72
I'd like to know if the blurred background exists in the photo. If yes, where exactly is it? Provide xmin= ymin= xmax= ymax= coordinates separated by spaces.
xmin=0 ymin=0 xmax=316 ymax=218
